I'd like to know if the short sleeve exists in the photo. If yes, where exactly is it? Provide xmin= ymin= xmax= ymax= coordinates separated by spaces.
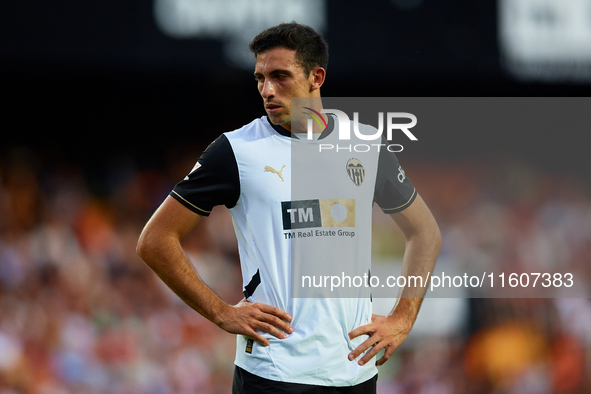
xmin=373 ymin=138 xmax=417 ymax=214
xmin=170 ymin=134 xmax=240 ymax=216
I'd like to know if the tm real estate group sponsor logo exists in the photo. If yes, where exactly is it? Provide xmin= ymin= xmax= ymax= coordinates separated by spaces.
xmin=281 ymin=199 xmax=356 ymax=239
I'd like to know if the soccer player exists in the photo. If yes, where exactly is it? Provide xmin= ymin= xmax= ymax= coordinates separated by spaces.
xmin=137 ymin=22 xmax=441 ymax=394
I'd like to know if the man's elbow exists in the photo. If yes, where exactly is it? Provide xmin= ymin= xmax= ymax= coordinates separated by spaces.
xmin=424 ymin=213 xmax=442 ymax=248
xmin=413 ymin=217 xmax=442 ymax=254
xmin=136 ymin=227 xmax=155 ymax=263
xmin=432 ymin=223 xmax=442 ymax=253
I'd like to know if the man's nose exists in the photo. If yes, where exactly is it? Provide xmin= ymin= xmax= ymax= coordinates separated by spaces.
xmin=261 ymin=79 xmax=275 ymax=99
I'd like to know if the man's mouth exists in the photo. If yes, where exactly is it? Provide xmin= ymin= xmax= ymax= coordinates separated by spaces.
xmin=265 ymin=103 xmax=282 ymax=114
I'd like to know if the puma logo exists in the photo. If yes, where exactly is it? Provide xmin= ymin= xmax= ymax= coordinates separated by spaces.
xmin=264 ymin=165 xmax=286 ymax=182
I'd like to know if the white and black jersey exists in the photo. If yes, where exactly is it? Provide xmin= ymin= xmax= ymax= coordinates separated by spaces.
xmin=171 ymin=115 xmax=416 ymax=386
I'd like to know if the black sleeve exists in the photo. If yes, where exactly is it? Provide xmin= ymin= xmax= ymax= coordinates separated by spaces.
xmin=170 ymin=134 xmax=240 ymax=216
xmin=373 ymin=137 xmax=417 ymax=214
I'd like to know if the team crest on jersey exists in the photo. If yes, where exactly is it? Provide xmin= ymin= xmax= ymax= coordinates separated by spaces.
xmin=346 ymin=158 xmax=364 ymax=186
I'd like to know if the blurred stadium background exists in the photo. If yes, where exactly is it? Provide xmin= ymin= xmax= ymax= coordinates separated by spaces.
xmin=1 ymin=0 xmax=591 ymax=393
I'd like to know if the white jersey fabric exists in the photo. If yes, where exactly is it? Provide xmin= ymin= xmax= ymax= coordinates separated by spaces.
xmin=171 ymin=115 xmax=416 ymax=386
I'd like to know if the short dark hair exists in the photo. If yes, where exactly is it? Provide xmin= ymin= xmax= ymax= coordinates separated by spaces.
xmin=249 ymin=22 xmax=329 ymax=76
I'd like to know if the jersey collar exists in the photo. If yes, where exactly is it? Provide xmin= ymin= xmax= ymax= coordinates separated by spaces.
xmin=265 ymin=114 xmax=335 ymax=140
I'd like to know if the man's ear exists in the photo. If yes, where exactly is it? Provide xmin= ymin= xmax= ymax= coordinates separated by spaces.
xmin=309 ymin=67 xmax=326 ymax=92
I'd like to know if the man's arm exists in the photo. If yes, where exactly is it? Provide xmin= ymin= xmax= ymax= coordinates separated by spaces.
xmin=136 ymin=196 xmax=293 ymax=346
xmin=348 ymin=193 xmax=441 ymax=366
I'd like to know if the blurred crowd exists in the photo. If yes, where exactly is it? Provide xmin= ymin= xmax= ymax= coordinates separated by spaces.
xmin=0 ymin=147 xmax=590 ymax=393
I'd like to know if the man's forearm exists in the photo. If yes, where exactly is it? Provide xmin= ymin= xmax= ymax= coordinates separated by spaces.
xmin=390 ymin=219 xmax=441 ymax=324
xmin=347 ymin=226 xmax=441 ymax=366
xmin=138 ymin=196 xmax=293 ymax=345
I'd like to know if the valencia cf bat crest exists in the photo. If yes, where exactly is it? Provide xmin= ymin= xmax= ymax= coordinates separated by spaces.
xmin=346 ymin=158 xmax=364 ymax=186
